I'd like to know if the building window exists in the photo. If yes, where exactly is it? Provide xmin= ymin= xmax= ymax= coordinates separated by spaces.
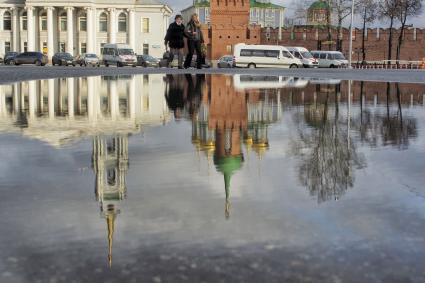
xmin=143 ymin=43 xmax=149 ymax=55
xmin=80 ymin=42 xmax=87 ymax=54
xmin=59 ymin=12 xmax=67 ymax=31
xmin=79 ymin=14 xmax=87 ymax=31
xmin=23 ymin=41 xmax=27 ymax=52
xmin=59 ymin=42 xmax=66 ymax=52
xmin=142 ymin=18 xmax=150 ymax=33
xmin=118 ymin=13 xmax=127 ymax=32
xmin=4 ymin=42 xmax=11 ymax=53
xmin=99 ymin=13 xmax=108 ymax=32
xmin=21 ymin=12 xmax=27 ymax=31
xmin=3 ymin=11 xmax=12 ymax=30
xmin=40 ymin=12 xmax=47 ymax=31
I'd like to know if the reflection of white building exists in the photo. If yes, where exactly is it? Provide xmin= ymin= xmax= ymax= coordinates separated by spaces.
xmin=0 ymin=74 xmax=170 ymax=147
xmin=0 ymin=0 xmax=172 ymax=58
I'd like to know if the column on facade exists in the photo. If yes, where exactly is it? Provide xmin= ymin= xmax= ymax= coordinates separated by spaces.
xmin=66 ymin=7 xmax=74 ymax=55
xmin=12 ymin=8 xmax=19 ymax=52
xmin=46 ymin=7 xmax=55 ymax=60
xmin=67 ymin=78 xmax=75 ymax=118
xmin=108 ymin=8 xmax=116 ymax=44
xmin=86 ymin=7 xmax=95 ymax=53
xmin=26 ymin=6 xmax=35 ymax=51
xmin=128 ymin=9 xmax=135 ymax=50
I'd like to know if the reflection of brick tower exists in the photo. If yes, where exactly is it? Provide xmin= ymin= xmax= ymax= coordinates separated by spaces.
xmin=92 ymin=135 xmax=129 ymax=267
xmin=209 ymin=0 xmax=260 ymax=60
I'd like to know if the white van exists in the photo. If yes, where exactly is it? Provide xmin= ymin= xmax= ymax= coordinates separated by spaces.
xmin=286 ymin=47 xmax=318 ymax=68
xmin=102 ymin=43 xmax=137 ymax=67
xmin=233 ymin=44 xmax=303 ymax=68
xmin=310 ymin=51 xmax=349 ymax=68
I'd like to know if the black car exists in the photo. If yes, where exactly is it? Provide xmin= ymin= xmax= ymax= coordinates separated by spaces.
xmin=11 ymin=52 xmax=48 ymax=66
xmin=52 ymin=52 xmax=75 ymax=66
xmin=217 ymin=55 xmax=234 ymax=68
xmin=3 ymin=52 xmax=19 ymax=65
xmin=137 ymin=54 xmax=159 ymax=67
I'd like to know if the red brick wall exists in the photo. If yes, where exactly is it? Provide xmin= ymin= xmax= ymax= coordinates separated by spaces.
xmin=261 ymin=26 xmax=425 ymax=61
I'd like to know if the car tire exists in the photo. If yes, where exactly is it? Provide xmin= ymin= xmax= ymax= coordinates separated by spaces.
xmin=248 ymin=63 xmax=256 ymax=69
xmin=330 ymin=64 xmax=335 ymax=68
xmin=10 ymin=60 xmax=15 ymax=65
xmin=290 ymin=64 xmax=298 ymax=69
xmin=35 ymin=60 xmax=42 ymax=66
xmin=117 ymin=62 xmax=122 ymax=67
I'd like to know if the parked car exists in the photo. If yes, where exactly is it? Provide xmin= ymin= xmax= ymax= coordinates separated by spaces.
xmin=52 ymin=52 xmax=75 ymax=66
xmin=217 ymin=55 xmax=234 ymax=68
xmin=102 ymin=43 xmax=137 ymax=67
xmin=11 ymin=52 xmax=48 ymax=66
xmin=310 ymin=51 xmax=349 ymax=68
xmin=74 ymin=53 xmax=100 ymax=67
xmin=137 ymin=54 xmax=159 ymax=67
xmin=286 ymin=47 xmax=319 ymax=68
xmin=233 ymin=43 xmax=303 ymax=68
xmin=3 ymin=52 xmax=19 ymax=65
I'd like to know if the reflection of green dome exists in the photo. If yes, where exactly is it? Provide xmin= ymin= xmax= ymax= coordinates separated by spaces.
xmin=309 ymin=0 xmax=330 ymax=10
xmin=214 ymin=155 xmax=243 ymax=199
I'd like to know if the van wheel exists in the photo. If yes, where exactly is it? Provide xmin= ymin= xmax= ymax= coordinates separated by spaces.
xmin=105 ymin=61 xmax=109 ymax=67
xmin=330 ymin=64 xmax=335 ymax=68
xmin=248 ymin=63 xmax=256 ymax=69
xmin=290 ymin=64 xmax=298 ymax=69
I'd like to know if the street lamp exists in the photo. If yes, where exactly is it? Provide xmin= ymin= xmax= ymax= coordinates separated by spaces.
xmin=348 ymin=0 xmax=355 ymax=69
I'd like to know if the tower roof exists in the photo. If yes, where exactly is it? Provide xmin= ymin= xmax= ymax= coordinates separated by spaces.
xmin=308 ymin=0 xmax=330 ymax=10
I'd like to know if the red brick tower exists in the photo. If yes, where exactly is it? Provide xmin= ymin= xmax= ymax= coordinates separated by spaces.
xmin=207 ymin=0 xmax=260 ymax=60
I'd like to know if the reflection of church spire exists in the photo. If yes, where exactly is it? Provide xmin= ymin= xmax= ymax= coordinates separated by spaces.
xmin=92 ymin=135 xmax=129 ymax=267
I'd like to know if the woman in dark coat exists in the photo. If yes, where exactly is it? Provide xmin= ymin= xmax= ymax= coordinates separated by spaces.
xmin=164 ymin=15 xmax=185 ymax=69
xmin=184 ymin=13 xmax=204 ymax=69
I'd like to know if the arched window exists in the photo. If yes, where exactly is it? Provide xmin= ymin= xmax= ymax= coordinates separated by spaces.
xmin=99 ymin=13 xmax=108 ymax=32
xmin=3 ymin=11 xmax=11 ymax=30
xmin=21 ymin=12 xmax=27 ymax=31
xmin=118 ymin=13 xmax=127 ymax=32
xmin=59 ymin=12 xmax=67 ymax=31
xmin=40 ymin=12 xmax=47 ymax=31
xmin=79 ymin=13 xmax=87 ymax=31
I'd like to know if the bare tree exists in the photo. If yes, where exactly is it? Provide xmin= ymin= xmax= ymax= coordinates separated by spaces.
xmin=379 ymin=0 xmax=400 ymax=63
xmin=395 ymin=0 xmax=423 ymax=61
xmin=291 ymin=0 xmax=314 ymax=25
xmin=356 ymin=0 xmax=378 ymax=63
xmin=332 ymin=0 xmax=353 ymax=51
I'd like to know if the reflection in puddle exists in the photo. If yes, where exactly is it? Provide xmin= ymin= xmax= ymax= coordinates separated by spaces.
xmin=0 ymin=75 xmax=424 ymax=278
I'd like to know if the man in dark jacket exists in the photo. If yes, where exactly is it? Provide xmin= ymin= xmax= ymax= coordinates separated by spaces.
xmin=164 ymin=15 xmax=185 ymax=69
xmin=184 ymin=13 xmax=204 ymax=69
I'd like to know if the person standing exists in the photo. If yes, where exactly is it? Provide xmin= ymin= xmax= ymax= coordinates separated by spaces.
xmin=164 ymin=15 xmax=186 ymax=69
xmin=184 ymin=13 xmax=204 ymax=69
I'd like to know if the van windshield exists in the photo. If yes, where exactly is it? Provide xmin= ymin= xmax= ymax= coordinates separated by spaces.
xmin=301 ymin=52 xmax=313 ymax=59
xmin=334 ymin=53 xmax=346 ymax=60
xmin=118 ymin=49 xmax=134 ymax=55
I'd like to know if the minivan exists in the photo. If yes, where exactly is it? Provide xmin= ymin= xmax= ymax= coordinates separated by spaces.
xmin=101 ymin=43 xmax=137 ymax=67
xmin=233 ymin=44 xmax=303 ymax=68
xmin=11 ymin=52 xmax=48 ymax=66
xmin=310 ymin=51 xmax=349 ymax=68
xmin=286 ymin=47 xmax=318 ymax=68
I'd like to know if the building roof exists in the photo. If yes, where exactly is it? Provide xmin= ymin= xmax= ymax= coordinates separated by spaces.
xmin=308 ymin=0 xmax=330 ymax=10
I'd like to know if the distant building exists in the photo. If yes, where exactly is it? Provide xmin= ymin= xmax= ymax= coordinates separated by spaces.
xmin=181 ymin=0 xmax=284 ymax=28
xmin=306 ymin=0 xmax=331 ymax=26
xmin=0 ymin=0 xmax=172 ymax=59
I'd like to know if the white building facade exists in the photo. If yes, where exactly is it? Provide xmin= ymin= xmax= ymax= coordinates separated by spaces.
xmin=0 ymin=0 xmax=172 ymax=58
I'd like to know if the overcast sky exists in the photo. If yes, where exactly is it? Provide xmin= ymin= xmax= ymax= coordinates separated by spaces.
xmin=167 ymin=0 xmax=425 ymax=27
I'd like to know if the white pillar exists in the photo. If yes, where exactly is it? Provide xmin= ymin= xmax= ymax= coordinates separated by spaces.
xmin=108 ymin=8 xmax=116 ymax=44
xmin=26 ymin=6 xmax=35 ymax=51
xmin=13 ymin=83 xmax=20 ymax=113
xmin=128 ymin=9 xmax=135 ymax=50
xmin=67 ymin=78 xmax=75 ymax=118
xmin=66 ymin=7 xmax=74 ymax=55
xmin=46 ymin=7 xmax=54 ymax=61
xmin=109 ymin=80 xmax=118 ymax=120
xmin=129 ymin=76 xmax=136 ymax=119
xmin=12 ymin=8 xmax=19 ymax=52
xmin=86 ymin=7 xmax=94 ymax=53
xmin=87 ymin=77 xmax=95 ymax=121
xmin=48 ymin=79 xmax=55 ymax=119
